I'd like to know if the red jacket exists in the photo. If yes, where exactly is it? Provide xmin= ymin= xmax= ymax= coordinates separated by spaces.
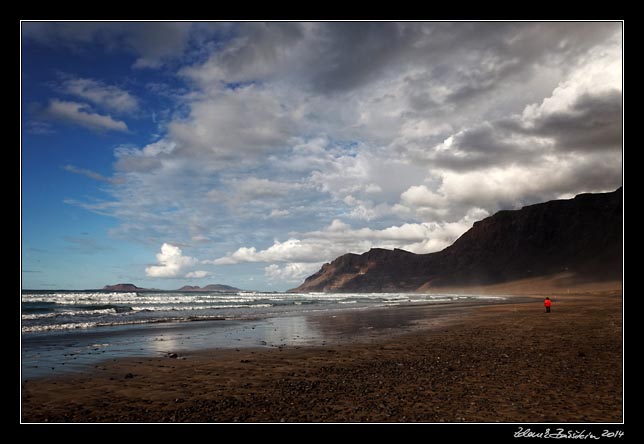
xmin=544 ymin=299 xmax=552 ymax=307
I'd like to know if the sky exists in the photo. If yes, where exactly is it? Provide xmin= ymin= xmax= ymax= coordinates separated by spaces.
xmin=21 ymin=21 xmax=623 ymax=291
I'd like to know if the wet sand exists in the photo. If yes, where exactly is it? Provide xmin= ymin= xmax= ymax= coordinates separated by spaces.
xmin=21 ymin=297 xmax=508 ymax=382
xmin=21 ymin=291 xmax=622 ymax=423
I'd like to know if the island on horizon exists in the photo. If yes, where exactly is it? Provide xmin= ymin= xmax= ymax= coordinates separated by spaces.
xmin=100 ymin=283 xmax=243 ymax=292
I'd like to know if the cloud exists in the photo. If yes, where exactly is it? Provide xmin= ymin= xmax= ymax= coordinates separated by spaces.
xmin=525 ymin=90 xmax=622 ymax=151
xmin=63 ymin=164 xmax=124 ymax=185
xmin=214 ymin=211 xmax=489 ymax=266
xmin=204 ymin=176 xmax=312 ymax=220
xmin=113 ymin=140 xmax=176 ymax=173
xmin=22 ymin=21 xmax=200 ymax=68
xmin=435 ymin=152 xmax=622 ymax=211
xmin=167 ymin=85 xmax=296 ymax=163
xmin=269 ymin=209 xmax=290 ymax=218
xmin=145 ymin=243 xmax=198 ymax=278
xmin=400 ymin=185 xmax=445 ymax=208
xmin=43 ymin=99 xmax=128 ymax=132
xmin=211 ymin=239 xmax=320 ymax=265
xmin=180 ymin=22 xmax=306 ymax=86
xmin=25 ymin=121 xmax=55 ymax=135
xmin=185 ymin=270 xmax=210 ymax=279
xmin=502 ymin=89 xmax=622 ymax=154
xmin=60 ymin=77 xmax=139 ymax=113
xmin=226 ymin=177 xmax=301 ymax=201
xmin=54 ymin=23 xmax=622 ymax=289
xmin=264 ymin=263 xmax=323 ymax=283
xmin=127 ymin=22 xmax=195 ymax=69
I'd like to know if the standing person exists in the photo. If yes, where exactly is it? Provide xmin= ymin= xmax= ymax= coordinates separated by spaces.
xmin=544 ymin=297 xmax=552 ymax=313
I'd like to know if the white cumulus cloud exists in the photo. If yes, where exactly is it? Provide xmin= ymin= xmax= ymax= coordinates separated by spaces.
xmin=264 ymin=262 xmax=323 ymax=283
xmin=213 ymin=211 xmax=489 ymax=267
xmin=145 ymin=243 xmax=198 ymax=278
xmin=400 ymin=185 xmax=446 ymax=208
xmin=211 ymin=239 xmax=321 ymax=265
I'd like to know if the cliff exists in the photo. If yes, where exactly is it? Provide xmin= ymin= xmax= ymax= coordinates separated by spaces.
xmin=291 ymin=188 xmax=622 ymax=293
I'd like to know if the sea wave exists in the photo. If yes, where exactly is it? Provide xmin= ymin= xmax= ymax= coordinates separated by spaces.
xmin=21 ymin=292 xmax=139 ymax=305
xmin=22 ymin=303 xmax=275 ymax=320
xmin=130 ymin=303 xmax=274 ymax=312
xmin=20 ymin=291 xmax=507 ymax=334
xmin=22 ymin=307 xmax=124 ymax=320
xmin=21 ymin=315 xmax=230 ymax=333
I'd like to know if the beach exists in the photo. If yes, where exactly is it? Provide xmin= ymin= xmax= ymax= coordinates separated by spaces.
xmin=21 ymin=290 xmax=622 ymax=423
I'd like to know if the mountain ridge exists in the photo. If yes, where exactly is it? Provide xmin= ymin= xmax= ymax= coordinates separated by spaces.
xmin=290 ymin=188 xmax=622 ymax=293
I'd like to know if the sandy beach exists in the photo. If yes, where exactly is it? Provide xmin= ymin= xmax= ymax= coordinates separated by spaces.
xmin=21 ymin=289 xmax=622 ymax=423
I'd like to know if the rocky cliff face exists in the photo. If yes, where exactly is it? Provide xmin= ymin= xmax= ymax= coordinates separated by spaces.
xmin=291 ymin=188 xmax=622 ymax=293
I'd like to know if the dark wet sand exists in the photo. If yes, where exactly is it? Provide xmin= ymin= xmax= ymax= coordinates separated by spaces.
xmin=21 ymin=291 xmax=622 ymax=423
xmin=20 ymin=297 xmax=512 ymax=382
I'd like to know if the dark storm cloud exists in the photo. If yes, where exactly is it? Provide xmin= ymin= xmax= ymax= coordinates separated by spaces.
xmin=306 ymin=22 xmax=522 ymax=94
xmin=454 ymin=124 xmax=516 ymax=154
xmin=308 ymin=22 xmax=417 ymax=93
xmin=433 ymin=84 xmax=621 ymax=173
xmin=22 ymin=22 xmax=199 ymax=68
xmin=492 ymin=88 xmax=622 ymax=155
xmin=432 ymin=122 xmax=536 ymax=171
xmin=25 ymin=21 xmax=620 ymax=104
xmin=304 ymin=22 xmax=620 ymax=98
xmin=228 ymin=22 xmax=305 ymax=66
xmin=526 ymin=90 xmax=621 ymax=151
xmin=435 ymin=22 xmax=619 ymax=107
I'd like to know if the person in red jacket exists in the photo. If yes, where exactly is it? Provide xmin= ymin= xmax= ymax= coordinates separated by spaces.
xmin=544 ymin=297 xmax=552 ymax=313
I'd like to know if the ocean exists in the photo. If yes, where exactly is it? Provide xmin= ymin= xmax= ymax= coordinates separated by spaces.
xmin=21 ymin=290 xmax=504 ymax=334
xmin=21 ymin=290 xmax=506 ymax=381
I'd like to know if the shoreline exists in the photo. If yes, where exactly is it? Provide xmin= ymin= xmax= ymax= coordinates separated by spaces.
xmin=21 ymin=290 xmax=622 ymax=423
xmin=21 ymin=295 xmax=517 ymax=382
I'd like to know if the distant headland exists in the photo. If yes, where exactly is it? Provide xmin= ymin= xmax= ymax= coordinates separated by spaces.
xmin=102 ymin=283 xmax=242 ymax=292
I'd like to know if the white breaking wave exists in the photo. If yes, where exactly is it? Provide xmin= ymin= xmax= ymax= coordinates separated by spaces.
xmin=130 ymin=303 xmax=274 ymax=312
xmin=22 ymin=308 xmax=121 ymax=320
xmin=21 ymin=291 xmax=507 ymax=335
xmin=22 ymin=291 xmax=504 ymax=305
xmin=22 ymin=292 xmax=138 ymax=303
xmin=21 ymin=315 xmax=231 ymax=333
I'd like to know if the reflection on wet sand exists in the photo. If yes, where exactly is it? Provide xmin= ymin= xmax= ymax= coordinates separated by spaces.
xmin=305 ymin=299 xmax=511 ymax=340
xmin=306 ymin=307 xmax=428 ymax=338
xmin=22 ymin=299 xmax=514 ymax=381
